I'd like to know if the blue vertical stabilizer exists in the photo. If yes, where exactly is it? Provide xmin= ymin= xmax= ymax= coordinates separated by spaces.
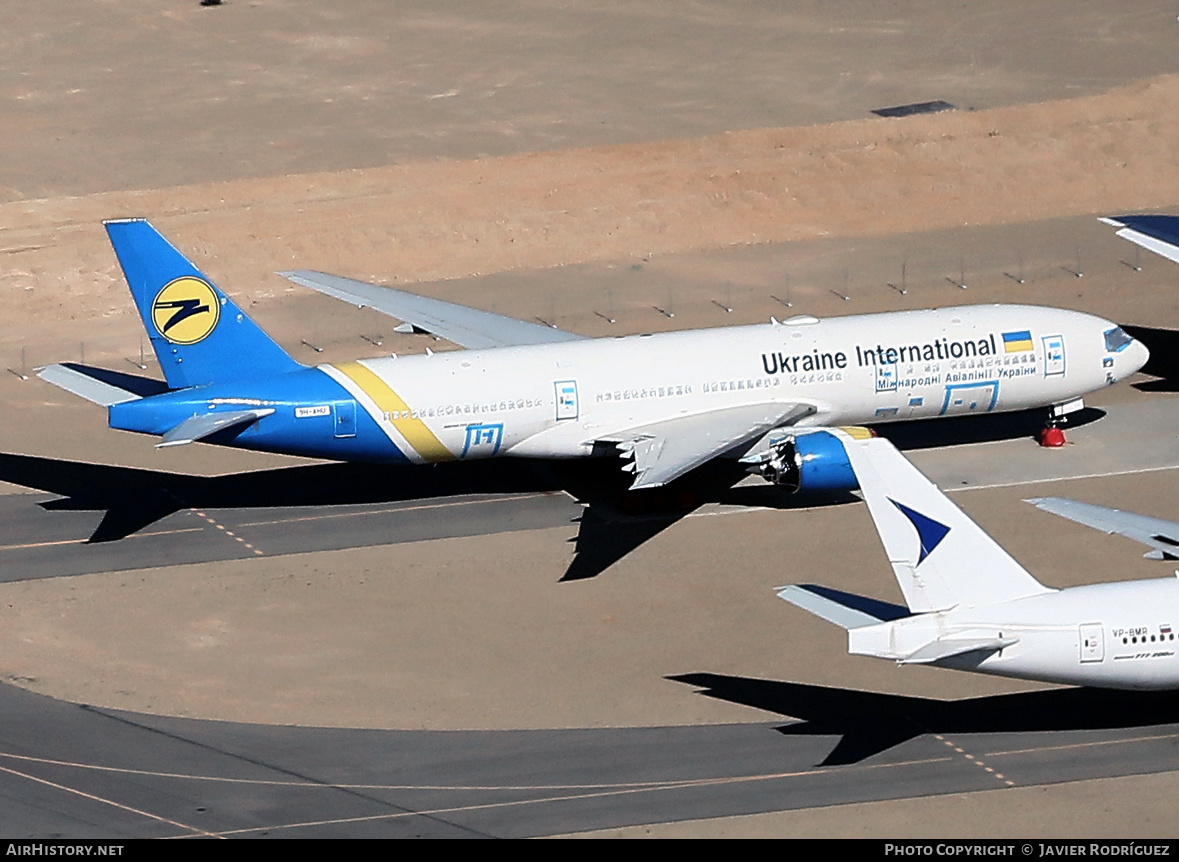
xmin=105 ymin=219 xmax=303 ymax=389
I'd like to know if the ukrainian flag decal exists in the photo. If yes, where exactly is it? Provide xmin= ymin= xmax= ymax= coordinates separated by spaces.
xmin=1001 ymin=330 xmax=1034 ymax=353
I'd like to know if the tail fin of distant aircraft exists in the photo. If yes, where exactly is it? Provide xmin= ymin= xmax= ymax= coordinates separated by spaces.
xmin=837 ymin=433 xmax=1053 ymax=612
xmin=105 ymin=219 xmax=303 ymax=390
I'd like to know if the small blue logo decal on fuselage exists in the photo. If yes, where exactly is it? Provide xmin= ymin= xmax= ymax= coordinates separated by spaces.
xmin=462 ymin=422 xmax=504 ymax=457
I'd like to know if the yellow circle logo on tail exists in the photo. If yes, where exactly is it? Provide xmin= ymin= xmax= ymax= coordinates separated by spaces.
xmin=151 ymin=277 xmax=221 ymax=345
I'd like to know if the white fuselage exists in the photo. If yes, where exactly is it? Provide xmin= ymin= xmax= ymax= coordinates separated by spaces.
xmin=850 ymin=578 xmax=1179 ymax=690
xmin=318 ymin=304 xmax=1140 ymax=465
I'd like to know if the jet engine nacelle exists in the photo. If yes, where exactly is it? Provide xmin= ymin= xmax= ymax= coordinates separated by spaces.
xmin=753 ymin=429 xmax=868 ymax=493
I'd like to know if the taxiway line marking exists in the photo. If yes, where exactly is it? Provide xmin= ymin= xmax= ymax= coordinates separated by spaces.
xmin=179 ymin=754 xmax=956 ymax=838
xmin=0 ymin=526 xmax=205 ymax=552
xmin=0 ymin=494 xmax=553 ymax=552
xmin=0 ymin=761 xmax=218 ymax=838
xmin=984 ymin=730 xmax=1179 ymax=758
xmin=236 ymin=493 xmax=555 ymax=528
xmin=689 ymin=462 xmax=1179 ymax=521
xmin=0 ymin=748 xmax=950 ymax=793
xmin=934 ymin=734 xmax=1013 ymax=787
xmin=941 ymin=461 xmax=1179 ymax=493
xmin=191 ymin=510 xmax=263 ymax=556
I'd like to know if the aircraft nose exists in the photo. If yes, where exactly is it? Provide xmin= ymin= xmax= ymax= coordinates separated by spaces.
xmin=1129 ymin=337 xmax=1150 ymax=375
xmin=1101 ymin=323 xmax=1150 ymax=381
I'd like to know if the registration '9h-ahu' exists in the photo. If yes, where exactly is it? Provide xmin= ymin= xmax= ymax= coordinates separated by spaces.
xmin=38 ymin=220 xmax=1148 ymax=495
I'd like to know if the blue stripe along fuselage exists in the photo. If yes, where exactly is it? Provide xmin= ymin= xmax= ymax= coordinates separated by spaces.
xmin=107 ymin=367 xmax=411 ymax=463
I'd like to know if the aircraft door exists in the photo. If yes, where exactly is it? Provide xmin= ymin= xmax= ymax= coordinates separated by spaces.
xmin=555 ymin=380 xmax=578 ymax=421
xmin=1079 ymin=623 xmax=1105 ymax=663
xmin=1043 ymin=335 xmax=1066 ymax=377
xmin=334 ymin=400 xmax=357 ymax=438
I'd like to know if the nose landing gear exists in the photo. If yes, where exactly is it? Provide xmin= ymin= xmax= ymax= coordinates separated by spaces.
xmin=1038 ymin=422 xmax=1067 ymax=448
xmin=1040 ymin=399 xmax=1084 ymax=448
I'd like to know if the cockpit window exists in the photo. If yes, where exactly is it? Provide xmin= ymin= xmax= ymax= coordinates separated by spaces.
xmin=1104 ymin=326 xmax=1133 ymax=353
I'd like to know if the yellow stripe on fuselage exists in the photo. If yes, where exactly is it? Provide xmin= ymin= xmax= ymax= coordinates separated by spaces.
xmin=333 ymin=362 xmax=455 ymax=462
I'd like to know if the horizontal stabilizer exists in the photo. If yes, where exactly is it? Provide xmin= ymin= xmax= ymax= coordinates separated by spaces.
xmin=37 ymin=363 xmax=168 ymax=406
xmin=280 ymin=270 xmax=586 ymax=349
xmin=899 ymin=633 xmax=1019 ymax=665
xmin=603 ymin=402 xmax=814 ymax=489
xmin=776 ymin=585 xmax=909 ymax=630
xmin=1101 ymin=215 xmax=1179 ymax=266
xmin=158 ymin=409 xmax=274 ymax=448
xmin=1026 ymin=496 xmax=1179 ymax=560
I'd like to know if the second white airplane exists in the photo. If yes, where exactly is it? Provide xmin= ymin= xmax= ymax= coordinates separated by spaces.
xmin=38 ymin=220 xmax=1148 ymax=492
xmin=780 ymin=433 xmax=1179 ymax=690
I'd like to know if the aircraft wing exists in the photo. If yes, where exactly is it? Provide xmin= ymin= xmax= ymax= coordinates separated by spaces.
xmin=1101 ymin=215 xmax=1179 ymax=266
xmin=279 ymin=270 xmax=585 ymax=349
xmin=1026 ymin=496 xmax=1179 ymax=560
xmin=598 ymin=402 xmax=815 ymax=490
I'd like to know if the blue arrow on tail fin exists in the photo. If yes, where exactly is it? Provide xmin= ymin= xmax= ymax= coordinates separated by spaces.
xmin=888 ymin=498 xmax=950 ymax=564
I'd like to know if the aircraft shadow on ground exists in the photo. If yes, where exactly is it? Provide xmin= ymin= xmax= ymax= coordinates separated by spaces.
xmin=0 ymin=450 xmax=590 ymax=539
xmin=0 ymin=451 xmax=853 ymax=580
xmin=669 ymin=672 xmax=1179 ymax=766
xmin=0 ymin=403 xmax=1102 ymax=579
xmin=1121 ymin=325 xmax=1179 ymax=393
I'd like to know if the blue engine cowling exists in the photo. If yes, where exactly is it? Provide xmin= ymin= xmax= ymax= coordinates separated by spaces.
xmin=758 ymin=430 xmax=861 ymax=493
